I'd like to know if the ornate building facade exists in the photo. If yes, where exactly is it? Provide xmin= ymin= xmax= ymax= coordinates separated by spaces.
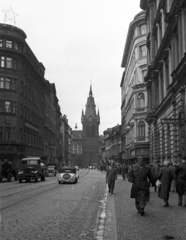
xmin=140 ymin=0 xmax=186 ymax=163
xmin=0 ymin=23 xmax=62 ymax=167
xmin=81 ymin=85 xmax=100 ymax=166
xmin=120 ymin=11 xmax=149 ymax=165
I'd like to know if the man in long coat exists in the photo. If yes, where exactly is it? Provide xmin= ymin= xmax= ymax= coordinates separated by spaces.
xmin=128 ymin=156 xmax=155 ymax=216
xmin=158 ymin=161 xmax=174 ymax=207
xmin=175 ymin=156 xmax=186 ymax=207
xmin=106 ymin=164 xmax=117 ymax=194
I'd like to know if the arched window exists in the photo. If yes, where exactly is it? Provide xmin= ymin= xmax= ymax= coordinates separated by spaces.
xmin=137 ymin=92 xmax=145 ymax=109
xmin=138 ymin=121 xmax=145 ymax=137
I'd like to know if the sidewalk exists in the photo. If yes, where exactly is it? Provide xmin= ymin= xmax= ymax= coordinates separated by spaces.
xmin=104 ymin=175 xmax=186 ymax=240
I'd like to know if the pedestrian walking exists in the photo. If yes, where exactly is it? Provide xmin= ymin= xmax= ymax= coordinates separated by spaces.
xmin=151 ymin=160 xmax=161 ymax=192
xmin=121 ymin=164 xmax=127 ymax=180
xmin=106 ymin=164 xmax=117 ymax=194
xmin=175 ymin=156 xmax=186 ymax=207
xmin=158 ymin=160 xmax=174 ymax=207
xmin=169 ymin=162 xmax=176 ymax=192
xmin=128 ymin=156 xmax=155 ymax=216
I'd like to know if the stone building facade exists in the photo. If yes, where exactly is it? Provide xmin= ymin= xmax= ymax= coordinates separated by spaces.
xmin=0 ymin=23 xmax=62 ymax=167
xmin=120 ymin=11 xmax=149 ymax=165
xmin=102 ymin=125 xmax=121 ymax=163
xmin=140 ymin=0 xmax=186 ymax=163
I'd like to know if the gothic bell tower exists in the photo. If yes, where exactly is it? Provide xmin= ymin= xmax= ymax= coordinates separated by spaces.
xmin=81 ymin=85 xmax=100 ymax=166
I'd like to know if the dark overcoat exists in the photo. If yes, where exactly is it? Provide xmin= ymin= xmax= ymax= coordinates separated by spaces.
xmin=129 ymin=164 xmax=154 ymax=202
xmin=158 ymin=167 xmax=174 ymax=200
xmin=175 ymin=162 xmax=186 ymax=195
xmin=106 ymin=168 xmax=117 ymax=184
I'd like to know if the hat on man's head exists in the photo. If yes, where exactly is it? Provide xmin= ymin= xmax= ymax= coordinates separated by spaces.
xmin=164 ymin=160 xmax=170 ymax=166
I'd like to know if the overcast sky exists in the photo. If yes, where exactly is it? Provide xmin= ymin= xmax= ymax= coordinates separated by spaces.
xmin=1 ymin=0 xmax=141 ymax=135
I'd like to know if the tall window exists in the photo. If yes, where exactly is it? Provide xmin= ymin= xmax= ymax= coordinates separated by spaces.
xmin=137 ymin=92 xmax=145 ymax=109
xmin=142 ymin=70 xmax=147 ymax=82
xmin=5 ymin=101 xmax=11 ymax=113
xmin=139 ymin=45 xmax=147 ymax=58
xmin=0 ymin=39 xmax=3 ymax=47
xmin=6 ymin=40 xmax=12 ymax=48
xmin=0 ymin=77 xmax=15 ymax=89
xmin=0 ymin=101 xmax=16 ymax=113
xmin=138 ymin=121 xmax=145 ymax=137
xmin=5 ymin=127 xmax=11 ymax=140
xmin=140 ymin=25 xmax=146 ymax=35
xmin=0 ymin=56 xmax=17 ymax=69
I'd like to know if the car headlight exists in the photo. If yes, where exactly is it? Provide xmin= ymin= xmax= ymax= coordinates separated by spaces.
xmin=18 ymin=171 xmax=23 ymax=174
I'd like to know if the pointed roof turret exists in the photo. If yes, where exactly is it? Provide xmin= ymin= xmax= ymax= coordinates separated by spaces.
xmin=89 ymin=84 xmax=93 ymax=97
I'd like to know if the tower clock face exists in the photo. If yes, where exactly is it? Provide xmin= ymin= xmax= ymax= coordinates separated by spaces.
xmin=88 ymin=116 xmax=93 ymax=122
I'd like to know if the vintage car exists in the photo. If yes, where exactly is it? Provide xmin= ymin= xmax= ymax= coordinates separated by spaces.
xmin=46 ymin=163 xmax=57 ymax=177
xmin=18 ymin=157 xmax=46 ymax=183
xmin=57 ymin=166 xmax=79 ymax=184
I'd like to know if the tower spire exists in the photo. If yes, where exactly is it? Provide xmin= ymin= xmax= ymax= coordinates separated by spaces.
xmin=89 ymin=84 xmax=93 ymax=97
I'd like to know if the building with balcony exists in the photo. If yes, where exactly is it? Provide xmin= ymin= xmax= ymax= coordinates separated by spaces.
xmin=120 ymin=11 xmax=149 ymax=165
xmin=140 ymin=0 xmax=186 ymax=163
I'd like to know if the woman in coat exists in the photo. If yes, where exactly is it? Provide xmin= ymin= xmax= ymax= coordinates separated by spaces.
xmin=175 ymin=157 xmax=186 ymax=207
xmin=158 ymin=161 xmax=174 ymax=207
xmin=128 ymin=156 xmax=155 ymax=216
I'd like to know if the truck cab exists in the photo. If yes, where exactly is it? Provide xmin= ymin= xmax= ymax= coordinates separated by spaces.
xmin=46 ymin=163 xmax=57 ymax=177
xmin=18 ymin=157 xmax=46 ymax=183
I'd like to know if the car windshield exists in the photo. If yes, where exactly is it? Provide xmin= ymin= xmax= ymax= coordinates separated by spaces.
xmin=22 ymin=160 xmax=39 ymax=165
xmin=58 ymin=168 xmax=76 ymax=174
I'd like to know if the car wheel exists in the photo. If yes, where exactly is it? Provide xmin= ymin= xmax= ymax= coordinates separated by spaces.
xmin=58 ymin=181 xmax=61 ymax=184
xmin=19 ymin=179 xmax=22 ymax=183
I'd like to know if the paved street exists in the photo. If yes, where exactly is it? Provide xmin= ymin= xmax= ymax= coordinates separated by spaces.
xmin=1 ymin=171 xmax=186 ymax=240
xmin=104 ymin=175 xmax=186 ymax=240
xmin=0 ymin=169 xmax=107 ymax=240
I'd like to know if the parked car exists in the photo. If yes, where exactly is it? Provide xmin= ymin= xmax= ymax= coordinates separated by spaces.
xmin=57 ymin=166 xmax=79 ymax=184
xmin=18 ymin=157 xmax=46 ymax=183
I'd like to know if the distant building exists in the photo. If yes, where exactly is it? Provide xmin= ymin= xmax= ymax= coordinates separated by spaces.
xmin=102 ymin=125 xmax=121 ymax=163
xmin=71 ymin=130 xmax=83 ymax=166
xmin=81 ymin=85 xmax=100 ymax=166
xmin=60 ymin=115 xmax=72 ymax=166
xmin=120 ymin=11 xmax=149 ymax=165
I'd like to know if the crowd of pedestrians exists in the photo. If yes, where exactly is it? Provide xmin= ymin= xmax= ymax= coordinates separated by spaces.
xmin=105 ymin=155 xmax=186 ymax=216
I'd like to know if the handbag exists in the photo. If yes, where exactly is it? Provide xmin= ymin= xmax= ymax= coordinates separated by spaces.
xmin=155 ymin=179 xmax=161 ymax=187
